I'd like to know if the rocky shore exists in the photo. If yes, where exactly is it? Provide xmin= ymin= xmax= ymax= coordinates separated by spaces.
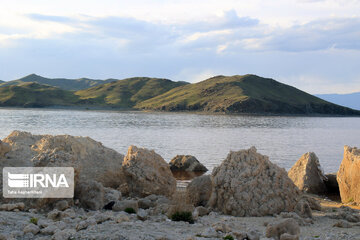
xmin=0 ymin=131 xmax=359 ymax=240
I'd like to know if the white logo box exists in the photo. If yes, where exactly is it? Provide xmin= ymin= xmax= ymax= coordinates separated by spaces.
xmin=3 ymin=167 xmax=74 ymax=198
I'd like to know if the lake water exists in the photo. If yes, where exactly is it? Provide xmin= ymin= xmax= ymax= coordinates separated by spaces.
xmin=0 ymin=108 xmax=359 ymax=173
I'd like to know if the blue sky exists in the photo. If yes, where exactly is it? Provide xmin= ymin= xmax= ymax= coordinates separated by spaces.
xmin=0 ymin=0 xmax=359 ymax=94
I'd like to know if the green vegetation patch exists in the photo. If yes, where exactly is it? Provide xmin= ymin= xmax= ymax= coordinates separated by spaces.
xmin=124 ymin=207 xmax=136 ymax=214
xmin=170 ymin=211 xmax=194 ymax=224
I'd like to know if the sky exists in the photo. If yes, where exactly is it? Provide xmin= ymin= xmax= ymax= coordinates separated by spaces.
xmin=0 ymin=0 xmax=360 ymax=94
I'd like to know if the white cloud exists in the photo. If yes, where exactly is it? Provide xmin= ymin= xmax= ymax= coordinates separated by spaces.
xmin=0 ymin=1 xmax=360 ymax=93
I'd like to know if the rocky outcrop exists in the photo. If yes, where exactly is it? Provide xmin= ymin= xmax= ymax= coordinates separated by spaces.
xmin=31 ymin=134 xmax=124 ymax=185
xmin=337 ymin=146 xmax=360 ymax=204
xmin=122 ymin=146 xmax=176 ymax=198
xmin=208 ymin=147 xmax=300 ymax=216
xmin=169 ymin=155 xmax=208 ymax=172
xmin=0 ymin=130 xmax=124 ymax=187
xmin=186 ymin=175 xmax=212 ymax=206
xmin=288 ymin=152 xmax=327 ymax=194
xmin=0 ymin=131 xmax=124 ymax=209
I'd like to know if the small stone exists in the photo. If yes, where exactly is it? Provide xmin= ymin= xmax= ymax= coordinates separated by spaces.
xmin=333 ymin=220 xmax=352 ymax=228
xmin=52 ymin=229 xmax=76 ymax=240
xmin=47 ymin=209 xmax=61 ymax=221
xmin=40 ymin=225 xmax=58 ymax=235
xmin=137 ymin=208 xmax=148 ymax=220
xmin=194 ymin=206 xmax=209 ymax=217
xmin=115 ymin=212 xmax=130 ymax=223
xmin=266 ymin=218 xmax=300 ymax=240
xmin=60 ymin=208 xmax=76 ymax=219
xmin=280 ymin=233 xmax=299 ymax=240
xmin=37 ymin=219 xmax=51 ymax=228
xmin=55 ymin=200 xmax=69 ymax=211
xmin=93 ymin=212 xmax=111 ymax=223
xmin=212 ymin=222 xmax=232 ymax=233
xmin=0 ymin=202 xmax=25 ymax=211
xmin=23 ymin=224 xmax=40 ymax=235
xmin=247 ymin=229 xmax=260 ymax=240
xmin=76 ymin=217 xmax=97 ymax=231
xmin=199 ymin=227 xmax=219 ymax=238
xmin=294 ymin=200 xmax=312 ymax=218
xmin=104 ymin=187 xmax=122 ymax=203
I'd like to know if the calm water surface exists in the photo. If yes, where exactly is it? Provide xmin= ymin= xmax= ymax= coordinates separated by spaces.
xmin=0 ymin=108 xmax=359 ymax=173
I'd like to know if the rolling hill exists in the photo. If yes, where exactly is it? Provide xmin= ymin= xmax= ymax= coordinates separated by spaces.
xmin=316 ymin=92 xmax=360 ymax=110
xmin=0 ymin=82 xmax=80 ymax=107
xmin=0 ymin=74 xmax=115 ymax=91
xmin=75 ymin=77 xmax=188 ymax=108
xmin=0 ymin=74 xmax=358 ymax=115
xmin=136 ymin=75 xmax=360 ymax=115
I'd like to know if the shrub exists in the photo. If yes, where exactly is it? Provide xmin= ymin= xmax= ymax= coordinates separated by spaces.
xmin=30 ymin=217 xmax=38 ymax=225
xmin=124 ymin=207 xmax=136 ymax=214
xmin=223 ymin=235 xmax=234 ymax=240
xmin=170 ymin=211 xmax=194 ymax=224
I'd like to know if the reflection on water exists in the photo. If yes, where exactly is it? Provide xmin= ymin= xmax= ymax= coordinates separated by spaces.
xmin=0 ymin=108 xmax=359 ymax=173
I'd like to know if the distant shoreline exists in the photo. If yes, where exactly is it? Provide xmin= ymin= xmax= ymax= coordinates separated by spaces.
xmin=1 ymin=105 xmax=360 ymax=117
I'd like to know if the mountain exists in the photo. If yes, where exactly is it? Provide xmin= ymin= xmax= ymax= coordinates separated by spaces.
xmin=0 ymin=82 xmax=80 ymax=107
xmin=0 ymin=74 xmax=358 ymax=115
xmin=0 ymin=74 xmax=115 ymax=91
xmin=316 ymin=92 xmax=360 ymax=110
xmin=75 ymin=77 xmax=188 ymax=108
xmin=136 ymin=75 xmax=360 ymax=115
xmin=0 ymin=80 xmax=4 ymax=83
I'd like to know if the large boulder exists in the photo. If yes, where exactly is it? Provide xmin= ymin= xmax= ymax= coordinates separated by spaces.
xmin=1 ymin=130 xmax=124 ymax=186
xmin=337 ymin=146 xmax=360 ymax=204
xmin=208 ymin=147 xmax=300 ymax=216
xmin=288 ymin=152 xmax=327 ymax=194
xmin=0 ymin=130 xmax=125 ymax=208
xmin=122 ymin=146 xmax=176 ymax=198
xmin=169 ymin=155 xmax=208 ymax=172
xmin=186 ymin=175 xmax=212 ymax=206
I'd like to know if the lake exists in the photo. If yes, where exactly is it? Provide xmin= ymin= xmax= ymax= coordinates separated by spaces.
xmin=0 ymin=108 xmax=359 ymax=173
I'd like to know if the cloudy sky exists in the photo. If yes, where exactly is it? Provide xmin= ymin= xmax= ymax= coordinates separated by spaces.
xmin=0 ymin=0 xmax=359 ymax=94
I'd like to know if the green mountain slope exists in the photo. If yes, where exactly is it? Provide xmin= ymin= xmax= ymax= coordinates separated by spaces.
xmin=0 ymin=82 xmax=80 ymax=107
xmin=136 ymin=75 xmax=360 ymax=115
xmin=0 ymin=74 xmax=115 ymax=91
xmin=75 ymin=77 xmax=188 ymax=108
